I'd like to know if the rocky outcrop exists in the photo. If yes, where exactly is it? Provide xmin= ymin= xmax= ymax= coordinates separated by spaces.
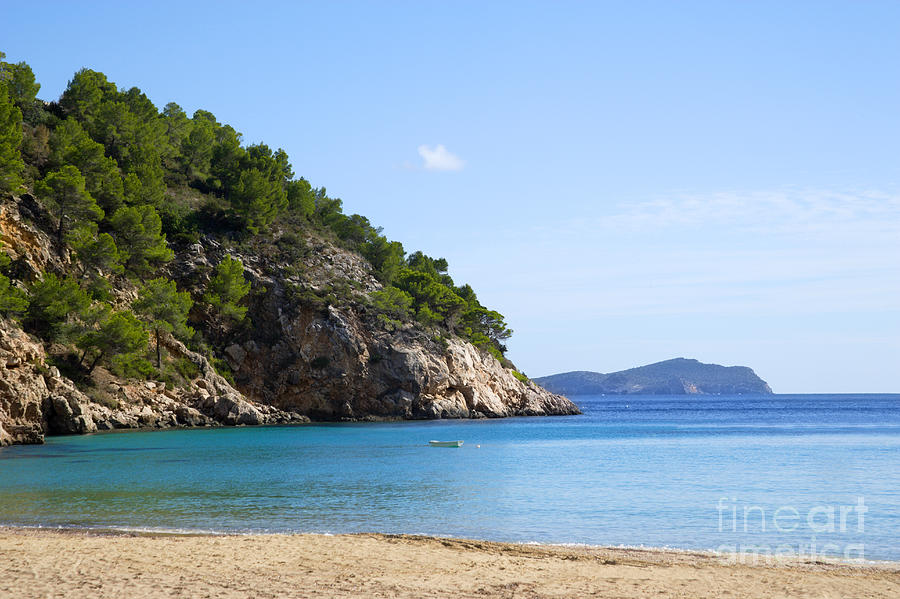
xmin=220 ymin=300 xmax=578 ymax=421
xmin=164 ymin=229 xmax=578 ymax=422
xmin=0 ymin=319 xmax=306 ymax=446
xmin=0 ymin=194 xmax=66 ymax=280
xmin=0 ymin=324 xmax=46 ymax=445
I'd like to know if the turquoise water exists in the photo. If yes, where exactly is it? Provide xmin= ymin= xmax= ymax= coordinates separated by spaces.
xmin=2 ymin=394 xmax=899 ymax=561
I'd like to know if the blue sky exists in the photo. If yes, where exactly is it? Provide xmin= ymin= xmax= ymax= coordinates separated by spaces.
xmin=4 ymin=1 xmax=898 ymax=392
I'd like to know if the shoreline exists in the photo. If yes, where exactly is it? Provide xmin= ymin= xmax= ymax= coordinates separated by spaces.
xmin=4 ymin=524 xmax=898 ymax=568
xmin=2 ymin=527 xmax=898 ymax=598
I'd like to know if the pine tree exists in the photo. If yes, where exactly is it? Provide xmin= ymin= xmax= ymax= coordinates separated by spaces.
xmin=203 ymin=255 xmax=251 ymax=322
xmin=35 ymin=165 xmax=104 ymax=247
xmin=134 ymin=278 xmax=193 ymax=367
xmin=76 ymin=310 xmax=148 ymax=374
xmin=0 ymin=68 xmax=24 ymax=193
xmin=109 ymin=205 xmax=174 ymax=276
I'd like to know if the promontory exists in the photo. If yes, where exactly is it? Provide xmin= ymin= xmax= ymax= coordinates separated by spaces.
xmin=0 ymin=55 xmax=577 ymax=447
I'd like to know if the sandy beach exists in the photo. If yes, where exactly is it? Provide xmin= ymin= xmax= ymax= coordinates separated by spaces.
xmin=1 ymin=528 xmax=897 ymax=598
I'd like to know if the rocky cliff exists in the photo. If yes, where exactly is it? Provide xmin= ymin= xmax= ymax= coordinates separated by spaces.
xmin=1 ymin=193 xmax=577 ymax=447
xmin=163 ymin=222 xmax=578 ymax=422
xmin=1 ymin=317 xmax=308 ymax=447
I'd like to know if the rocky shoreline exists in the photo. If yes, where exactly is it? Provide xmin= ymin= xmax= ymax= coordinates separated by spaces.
xmin=1 ymin=192 xmax=578 ymax=448
xmin=1 ymin=314 xmax=578 ymax=447
xmin=0 ymin=319 xmax=308 ymax=446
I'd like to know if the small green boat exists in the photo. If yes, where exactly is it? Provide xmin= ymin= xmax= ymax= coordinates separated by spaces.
xmin=429 ymin=440 xmax=463 ymax=447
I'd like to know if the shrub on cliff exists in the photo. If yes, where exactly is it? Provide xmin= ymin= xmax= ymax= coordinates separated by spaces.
xmin=25 ymin=273 xmax=92 ymax=340
xmin=0 ymin=273 xmax=27 ymax=317
xmin=204 ymin=255 xmax=251 ymax=323
xmin=0 ymin=246 xmax=26 ymax=316
xmin=76 ymin=310 xmax=149 ymax=374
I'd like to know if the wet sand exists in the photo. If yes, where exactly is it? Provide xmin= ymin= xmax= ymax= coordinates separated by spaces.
xmin=1 ymin=527 xmax=898 ymax=598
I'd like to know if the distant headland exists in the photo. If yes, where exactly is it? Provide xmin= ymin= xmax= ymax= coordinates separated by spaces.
xmin=535 ymin=358 xmax=773 ymax=396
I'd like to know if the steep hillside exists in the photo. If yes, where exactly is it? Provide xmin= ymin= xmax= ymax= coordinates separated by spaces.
xmin=535 ymin=358 xmax=773 ymax=395
xmin=0 ymin=55 xmax=577 ymax=446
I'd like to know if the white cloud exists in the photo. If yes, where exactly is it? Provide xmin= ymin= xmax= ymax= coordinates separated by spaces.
xmin=417 ymin=144 xmax=465 ymax=171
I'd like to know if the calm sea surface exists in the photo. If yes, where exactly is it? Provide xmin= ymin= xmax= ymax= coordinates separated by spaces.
xmin=2 ymin=394 xmax=899 ymax=560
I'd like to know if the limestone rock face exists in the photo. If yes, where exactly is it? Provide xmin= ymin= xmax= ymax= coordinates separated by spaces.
xmin=0 ymin=323 xmax=48 ymax=445
xmin=225 ymin=298 xmax=579 ymax=421
xmin=0 ymin=194 xmax=66 ymax=279
xmin=0 ymin=319 xmax=303 ymax=446
xmin=162 ymin=223 xmax=578 ymax=424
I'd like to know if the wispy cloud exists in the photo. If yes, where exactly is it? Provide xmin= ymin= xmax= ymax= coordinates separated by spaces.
xmin=601 ymin=188 xmax=900 ymax=235
xmin=462 ymin=186 xmax=900 ymax=321
xmin=417 ymin=144 xmax=465 ymax=171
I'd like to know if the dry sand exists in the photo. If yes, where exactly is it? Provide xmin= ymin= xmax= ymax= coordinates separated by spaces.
xmin=1 ymin=527 xmax=898 ymax=598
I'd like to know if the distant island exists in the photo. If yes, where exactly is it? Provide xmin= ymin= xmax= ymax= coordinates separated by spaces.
xmin=535 ymin=358 xmax=773 ymax=395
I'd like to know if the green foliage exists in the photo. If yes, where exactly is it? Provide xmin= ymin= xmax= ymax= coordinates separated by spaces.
xmin=204 ymin=255 xmax=251 ymax=322
xmin=109 ymin=205 xmax=174 ymax=276
xmin=133 ymin=278 xmax=194 ymax=367
xmin=25 ymin=273 xmax=92 ymax=340
xmin=21 ymin=123 xmax=50 ymax=175
xmin=161 ymin=102 xmax=190 ymax=150
xmin=68 ymin=222 xmax=124 ymax=276
xmin=0 ymin=57 xmax=40 ymax=112
xmin=59 ymin=69 xmax=167 ymax=207
xmin=0 ymin=244 xmax=14 ymax=313
xmin=362 ymin=237 xmax=405 ymax=283
xmin=229 ymin=167 xmax=286 ymax=234
xmin=0 ymin=75 xmax=24 ymax=193
xmin=180 ymin=114 xmax=215 ymax=179
xmin=389 ymin=255 xmax=512 ymax=358
xmin=210 ymin=356 xmax=236 ymax=386
xmin=49 ymin=119 xmax=124 ymax=214
xmin=511 ymin=370 xmax=529 ymax=383
xmin=59 ymin=68 xmax=117 ymax=125
xmin=77 ymin=309 xmax=148 ymax=374
xmin=370 ymin=286 xmax=413 ymax=319
xmin=173 ymin=356 xmax=200 ymax=380
xmin=0 ymin=272 xmax=28 ymax=316
xmin=286 ymin=178 xmax=315 ymax=218
xmin=109 ymin=352 xmax=155 ymax=380
xmin=36 ymin=165 xmax=104 ymax=246
xmin=393 ymin=267 xmax=466 ymax=327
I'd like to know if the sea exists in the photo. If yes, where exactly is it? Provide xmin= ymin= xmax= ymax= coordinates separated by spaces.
xmin=1 ymin=394 xmax=899 ymax=562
